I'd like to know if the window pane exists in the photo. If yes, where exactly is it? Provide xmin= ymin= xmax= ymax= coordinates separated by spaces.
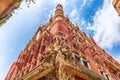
xmin=100 ymin=71 xmax=104 ymax=76
xmin=75 ymin=56 xmax=80 ymax=62
xmin=83 ymin=60 xmax=88 ymax=68
xmin=105 ymin=75 xmax=109 ymax=80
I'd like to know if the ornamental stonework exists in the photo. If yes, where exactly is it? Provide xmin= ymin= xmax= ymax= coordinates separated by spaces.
xmin=5 ymin=4 xmax=120 ymax=80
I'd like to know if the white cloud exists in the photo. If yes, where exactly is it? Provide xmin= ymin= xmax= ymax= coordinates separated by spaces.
xmin=116 ymin=56 xmax=120 ymax=63
xmin=0 ymin=0 xmax=47 ymax=79
xmin=87 ymin=0 xmax=120 ymax=49
xmin=69 ymin=8 xmax=80 ymax=25
xmin=118 ymin=56 xmax=120 ymax=62
xmin=51 ymin=0 xmax=80 ymax=25
xmin=70 ymin=8 xmax=77 ymax=18
xmin=81 ymin=0 xmax=86 ymax=7
xmin=0 ymin=0 xmax=70 ymax=79
xmin=81 ymin=0 xmax=93 ymax=8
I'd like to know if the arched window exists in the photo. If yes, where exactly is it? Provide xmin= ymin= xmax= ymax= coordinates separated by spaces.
xmin=74 ymin=55 xmax=90 ymax=69
xmin=100 ymin=71 xmax=110 ymax=80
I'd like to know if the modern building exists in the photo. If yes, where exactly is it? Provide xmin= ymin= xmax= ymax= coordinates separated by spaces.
xmin=0 ymin=0 xmax=22 ymax=26
xmin=113 ymin=0 xmax=120 ymax=16
xmin=5 ymin=4 xmax=120 ymax=80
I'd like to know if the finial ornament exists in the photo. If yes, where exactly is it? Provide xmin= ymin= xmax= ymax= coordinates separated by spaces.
xmin=56 ymin=4 xmax=63 ymax=9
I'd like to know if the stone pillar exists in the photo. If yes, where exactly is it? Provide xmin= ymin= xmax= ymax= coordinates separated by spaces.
xmin=45 ymin=48 xmax=75 ymax=80
xmin=56 ymin=51 xmax=75 ymax=80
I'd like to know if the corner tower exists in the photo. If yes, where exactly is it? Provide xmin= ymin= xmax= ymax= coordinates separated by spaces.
xmin=5 ymin=4 xmax=120 ymax=80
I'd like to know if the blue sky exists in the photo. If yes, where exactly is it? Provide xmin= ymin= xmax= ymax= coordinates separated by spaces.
xmin=0 ymin=0 xmax=120 ymax=79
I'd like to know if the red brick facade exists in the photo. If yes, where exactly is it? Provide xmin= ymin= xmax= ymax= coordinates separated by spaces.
xmin=5 ymin=4 xmax=120 ymax=80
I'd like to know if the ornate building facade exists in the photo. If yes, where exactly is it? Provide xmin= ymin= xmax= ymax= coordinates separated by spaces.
xmin=113 ymin=0 xmax=120 ymax=16
xmin=5 ymin=4 xmax=120 ymax=80
xmin=0 ymin=0 xmax=22 ymax=26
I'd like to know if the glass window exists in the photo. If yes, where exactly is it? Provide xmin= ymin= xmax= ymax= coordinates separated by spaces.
xmin=100 ymin=71 xmax=110 ymax=80
xmin=74 ymin=56 xmax=90 ymax=68
xmin=100 ymin=71 xmax=104 ymax=76
xmin=83 ymin=60 xmax=89 ymax=68
xmin=105 ymin=75 xmax=110 ymax=80
xmin=75 ymin=56 xmax=80 ymax=62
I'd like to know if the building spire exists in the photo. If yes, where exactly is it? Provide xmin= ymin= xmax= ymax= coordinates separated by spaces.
xmin=56 ymin=3 xmax=63 ymax=9
xmin=54 ymin=4 xmax=64 ymax=18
